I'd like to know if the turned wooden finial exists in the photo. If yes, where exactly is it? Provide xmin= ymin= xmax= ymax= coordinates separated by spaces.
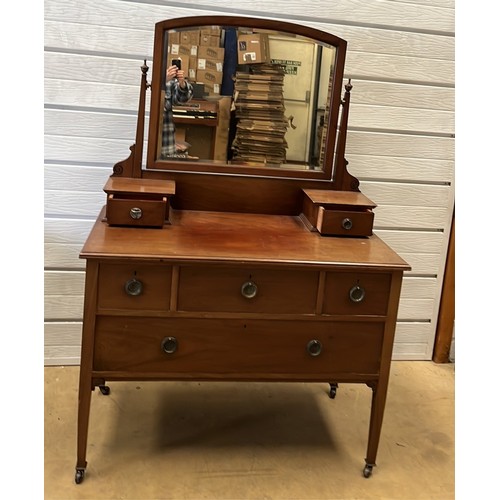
xmin=141 ymin=59 xmax=150 ymax=89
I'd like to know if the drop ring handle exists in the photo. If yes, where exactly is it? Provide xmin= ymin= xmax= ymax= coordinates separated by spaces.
xmin=342 ymin=218 xmax=353 ymax=230
xmin=306 ymin=339 xmax=323 ymax=356
xmin=125 ymin=278 xmax=143 ymax=296
xmin=241 ymin=281 xmax=258 ymax=299
xmin=130 ymin=207 xmax=143 ymax=220
xmin=349 ymin=284 xmax=366 ymax=303
xmin=161 ymin=336 xmax=178 ymax=354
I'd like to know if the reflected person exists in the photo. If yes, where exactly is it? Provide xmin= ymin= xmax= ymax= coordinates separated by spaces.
xmin=161 ymin=61 xmax=194 ymax=158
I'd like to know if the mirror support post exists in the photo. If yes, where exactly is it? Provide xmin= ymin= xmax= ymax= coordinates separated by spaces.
xmin=113 ymin=60 xmax=150 ymax=178
xmin=333 ymin=80 xmax=359 ymax=192
xmin=132 ymin=60 xmax=150 ymax=177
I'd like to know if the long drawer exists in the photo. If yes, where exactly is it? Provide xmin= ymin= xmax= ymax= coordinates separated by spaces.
xmin=93 ymin=317 xmax=384 ymax=375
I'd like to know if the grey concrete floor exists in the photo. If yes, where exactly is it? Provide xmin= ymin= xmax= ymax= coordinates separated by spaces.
xmin=45 ymin=361 xmax=454 ymax=499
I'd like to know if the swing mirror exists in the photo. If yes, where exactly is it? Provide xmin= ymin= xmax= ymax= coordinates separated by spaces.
xmin=146 ymin=16 xmax=347 ymax=180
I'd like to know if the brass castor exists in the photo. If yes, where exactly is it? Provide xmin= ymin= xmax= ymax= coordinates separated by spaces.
xmin=75 ymin=468 xmax=85 ymax=484
xmin=329 ymin=383 xmax=338 ymax=399
xmin=99 ymin=385 xmax=110 ymax=395
xmin=363 ymin=463 xmax=374 ymax=478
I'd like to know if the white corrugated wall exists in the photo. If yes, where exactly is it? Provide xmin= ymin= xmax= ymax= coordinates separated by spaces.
xmin=44 ymin=0 xmax=455 ymax=365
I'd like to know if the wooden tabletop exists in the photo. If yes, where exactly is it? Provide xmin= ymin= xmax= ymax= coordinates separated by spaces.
xmin=81 ymin=208 xmax=410 ymax=270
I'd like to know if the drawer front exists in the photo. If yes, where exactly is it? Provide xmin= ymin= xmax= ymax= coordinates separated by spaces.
xmin=177 ymin=266 xmax=319 ymax=314
xmin=93 ymin=317 xmax=384 ymax=376
xmin=323 ymin=272 xmax=391 ymax=316
xmin=106 ymin=195 xmax=167 ymax=227
xmin=98 ymin=263 xmax=172 ymax=311
xmin=318 ymin=207 xmax=374 ymax=237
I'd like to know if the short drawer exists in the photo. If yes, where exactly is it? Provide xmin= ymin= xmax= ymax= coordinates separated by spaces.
xmin=301 ymin=189 xmax=376 ymax=237
xmin=177 ymin=266 xmax=319 ymax=314
xmin=318 ymin=207 xmax=374 ymax=237
xmin=97 ymin=263 xmax=172 ymax=311
xmin=106 ymin=194 xmax=169 ymax=228
xmin=93 ymin=317 xmax=384 ymax=376
xmin=323 ymin=272 xmax=391 ymax=315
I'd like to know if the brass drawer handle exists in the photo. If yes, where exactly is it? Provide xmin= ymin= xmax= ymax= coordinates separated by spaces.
xmin=241 ymin=281 xmax=258 ymax=299
xmin=342 ymin=218 xmax=353 ymax=230
xmin=349 ymin=284 xmax=366 ymax=303
xmin=306 ymin=339 xmax=322 ymax=356
xmin=130 ymin=207 xmax=143 ymax=220
xmin=124 ymin=278 xmax=143 ymax=296
xmin=161 ymin=336 xmax=178 ymax=354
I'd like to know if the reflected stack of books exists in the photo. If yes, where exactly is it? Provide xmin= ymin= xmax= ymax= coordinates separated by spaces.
xmin=231 ymin=64 xmax=288 ymax=166
xmin=318 ymin=76 xmax=332 ymax=168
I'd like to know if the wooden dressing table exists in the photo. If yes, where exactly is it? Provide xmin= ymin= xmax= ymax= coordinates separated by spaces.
xmin=75 ymin=16 xmax=410 ymax=484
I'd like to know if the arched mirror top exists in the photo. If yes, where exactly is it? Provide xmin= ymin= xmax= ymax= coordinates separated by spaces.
xmin=146 ymin=16 xmax=347 ymax=181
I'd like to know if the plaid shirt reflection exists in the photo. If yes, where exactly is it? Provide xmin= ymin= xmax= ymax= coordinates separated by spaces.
xmin=161 ymin=79 xmax=193 ymax=157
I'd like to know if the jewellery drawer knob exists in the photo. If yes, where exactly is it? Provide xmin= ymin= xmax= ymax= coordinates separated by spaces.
xmin=349 ymin=284 xmax=366 ymax=303
xmin=124 ymin=278 xmax=143 ymax=296
xmin=130 ymin=207 xmax=143 ymax=220
xmin=342 ymin=218 xmax=353 ymax=230
xmin=241 ymin=281 xmax=258 ymax=299
xmin=306 ymin=339 xmax=322 ymax=356
xmin=161 ymin=336 xmax=178 ymax=354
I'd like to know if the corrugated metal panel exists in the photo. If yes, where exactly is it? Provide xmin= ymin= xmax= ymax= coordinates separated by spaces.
xmin=44 ymin=0 xmax=454 ymax=364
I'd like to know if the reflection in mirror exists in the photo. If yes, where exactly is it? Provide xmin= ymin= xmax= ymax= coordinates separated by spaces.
xmin=157 ymin=25 xmax=337 ymax=172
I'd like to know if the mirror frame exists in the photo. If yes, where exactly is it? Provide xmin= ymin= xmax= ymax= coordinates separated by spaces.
xmin=146 ymin=16 xmax=347 ymax=181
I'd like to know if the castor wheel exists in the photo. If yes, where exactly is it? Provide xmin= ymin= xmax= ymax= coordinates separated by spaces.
xmin=363 ymin=464 xmax=374 ymax=478
xmin=75 ymin=468 xmax=85 ymax=484
xmin=99 ymin=385 xmax=110 ymax=395
xmin=329 ymin=383 xmax=338 ymax=399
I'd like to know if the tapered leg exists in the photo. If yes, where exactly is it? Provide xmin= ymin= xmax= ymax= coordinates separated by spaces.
xmin=75 ymin=373 xmax=92 ymax=483
xmin=364 ymin=381 xmax=389 ymax=477
xmin=362 ymin=271 xmax=404 ymax=478
xmin=75 ymin=261 xmax=99 ymax=484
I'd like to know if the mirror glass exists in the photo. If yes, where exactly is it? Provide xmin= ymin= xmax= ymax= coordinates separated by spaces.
xmin=148 ymin=18 xmax=346 ymax=178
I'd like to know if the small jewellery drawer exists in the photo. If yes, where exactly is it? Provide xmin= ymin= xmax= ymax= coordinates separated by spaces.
xmin=317 ymin=207 xmax=374 ymax=237
xmin=97 ymin=263 xmax=172 ymax=311
xmin=103 ymin=176 xmax=175 ymax=228
xmin=177 ymin=266 xmax=319 ymax=314
xmin=323 ymin=272 xmax=392 ymax=315
xmin=106 ymin=195 xmax=168 ymax=228
xmin=301 ymin=189 xmax=376 ymax=237
xmin=93 ymin=317 xmax=384 ymax=376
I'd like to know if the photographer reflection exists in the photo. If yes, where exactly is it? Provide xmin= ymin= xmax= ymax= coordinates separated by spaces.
xmin=161 ymin=60 xmax=194 ymax=159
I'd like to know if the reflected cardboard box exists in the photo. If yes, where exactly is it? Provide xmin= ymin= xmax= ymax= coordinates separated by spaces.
xmin=169 ymin=32 xmax=180 ymax=44
xmin=171 ymin=44 xmax=198 ymax=58
xmin=198 ymin=45 xmax=225 ymax=60
xmin=200 ymin=26 xmax=222 ymax=37
xmin=200 ymin=34 xmax=221 ymax=47
xmin=180 ymin=30 xmax=200 ymax=45
xmin=199 ymin=81 xmax=220 ymax=96
xmin=197 ymin=57 xmax=223 ymax=72
xmin=196 ymin=69 xmax=223 ymax=85
xmin=237 ymin=33 xmax=270 ymax=64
